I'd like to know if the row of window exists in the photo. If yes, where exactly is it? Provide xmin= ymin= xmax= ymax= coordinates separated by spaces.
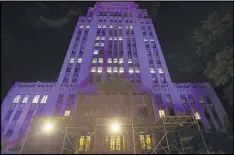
xmin=13 ymin=95 xmax=48 ymax=104
xmin=4 ymin=109 xmax=69 ymax=124
xmin=126 ymin=27 xmax=142 ymax=84
xmin=69 ymin=58 xmax=82 ymax=63
xmin=4 ymin=109 xmax=32 ymax=122
xmin=64 ymin=26 xmax=90 ymax=83
xmin=161 ymin=94 xmax=212 ymax=105
xmin=79 ymin=24 xmax=134 ymax=30
xmin=181 ymin=95 xmax=213 ymax=105
xmin=143 ymin=28 xmax=166 ymax=84
xmin=89 ymin=66 xmax=141 ymax=75
xmin=150 ymin=67 xmax=163 ymax=74
xmin=79 ymin=25 xmax=90 ymax=29
xmin=77 ymin=134 xmax=151 ymax=152
xmin=158 ymin=109 xmax=201 ymax=120
xmin=98 ymin=11 xmax=132 ymax=17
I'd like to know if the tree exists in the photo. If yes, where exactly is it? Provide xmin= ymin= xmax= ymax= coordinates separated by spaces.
xmin=192 ymin=10 xmax=233 ymax=154
xmin=193 ymin=11 xmax=233 ymax=87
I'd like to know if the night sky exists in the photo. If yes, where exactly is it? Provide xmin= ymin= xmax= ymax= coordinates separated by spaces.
xmin=1 ymin=2 xmax=233 ymax=107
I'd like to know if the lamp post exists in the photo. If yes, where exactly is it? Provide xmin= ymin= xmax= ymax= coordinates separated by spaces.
xmin=41 ymin=121 xmax=54 ymax=154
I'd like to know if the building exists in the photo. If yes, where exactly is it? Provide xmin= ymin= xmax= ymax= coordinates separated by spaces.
xmin=1 ymin=2 xmax=228 ymax=154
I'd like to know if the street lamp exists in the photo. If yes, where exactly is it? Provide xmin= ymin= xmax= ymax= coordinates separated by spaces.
xmin=42 ymin=122 xmax=53 ymax=133
xmin=111 ymin=123 xmax=120 ymax=132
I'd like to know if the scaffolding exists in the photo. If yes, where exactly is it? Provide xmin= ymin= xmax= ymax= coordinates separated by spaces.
xmin=20 ymin=113 xmax=135 ymax=154
xmin=20 ymin=114 xmax=209 ymax=154
xmin=150 ymin=115 xmax=209 ymax=154
xmin=20 ymin=116 xmax=67 ymax=154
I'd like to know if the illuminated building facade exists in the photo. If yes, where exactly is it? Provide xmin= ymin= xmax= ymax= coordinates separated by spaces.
xmin=1 ymin=2 xmax=228 ymax=154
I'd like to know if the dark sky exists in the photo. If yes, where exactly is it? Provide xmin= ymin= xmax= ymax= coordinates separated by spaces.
xmin=1 ymin=2 xmax=232 ymax=102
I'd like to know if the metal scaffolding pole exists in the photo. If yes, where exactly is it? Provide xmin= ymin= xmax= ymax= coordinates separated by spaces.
xmin=163 ymin=119 xmax=170 ymax=154
xmin=131 ymin=110 xmax=136 ymax=154
xmin=151 ymin=115 xmax=209 ymax=154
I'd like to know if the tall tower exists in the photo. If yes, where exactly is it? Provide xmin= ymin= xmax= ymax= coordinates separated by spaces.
xmin=57 ymin=2 xmax=172 ymax=91
xmin=1 ymin=2 xmax=229 ymax=154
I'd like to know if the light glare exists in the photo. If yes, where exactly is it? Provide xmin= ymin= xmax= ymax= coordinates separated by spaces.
xmin=43 ymin=123 xmax=53 ymax=132
xmin=111 ymin=123 xmax=120 ymax=132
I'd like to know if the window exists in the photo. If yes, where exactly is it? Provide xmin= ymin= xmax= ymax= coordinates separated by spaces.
xmin=110 ymin=136 xmax=115 ymax=151
xmin=91 ymin=67 xmax=96 ymax=72
xmin=114 ymin=37 xmax=117 ymax=40
xmin=139 ymin=107 xmax=148 ymax=118
xmin=93 ymin=49 xmax=98 ymax=54
xmin=99 ymin=58 xmax=103 ymax=63
xmin=102 ymin=25 xmax=106 ymax=28
xmin=119 ymin=37 xmax=123 ymax=41
xmin=79 ymin=25 xmax=83 ymax=28
xmin=96 ymin=36 xmax=100 ymax=40
xmin=145 ymin=135 xmax=152 ymax=150
xmin=95 ymin=43 xmax=99 ymax=47
xmin=205 ymin=96 xmax=212 ymax=104
xmin=92 ymin=58 xmax=97 ymax=63
xmin=198 ymin=96 xmax=205 ymax=104
xmin=107 ymin=67 xmax=112 ymax=73
xmin=158 ymin=68 xmax=163 ymax=74
xmin=129 ymin=25 xmax=134 ymax=29
xmin=119 ymin=58 xmax=123 ymax=64
xmin=22 ymin=95 xmax=29 ymax=103
xmin=181 ymin=95 xmax=187 ymax=104
xmin=168 ymin=107 xmax=175 ymax=116
xmin=119 ymin=67 xmax=124 ymax=73
xmin=101 ymin=36 xmax=105 ymax=40
xmin=77 ymin=58 xmax=82 ymax=63
xmin=139 ymin=134 xmax=152 ymax=151
xmin=159 ymin=110 xmax=165 ymax=118
xmin=108 ymin=58 xmax=112 ymax=63
xmin=86 ymin=25 xmax=90 ymax=28
xmin=188 ymin=95 xmax=195 ymax=104
xmin=129 ymin=68 xmax=134 ymax=74
xmin=70 ymin=58 xmax=74 ymax=63
xmin=79 ymin=136 xmax=91 ymax=151
xmin=4 ymin=110 xmax=13 ymax=121
xmin=116 ymin=136 xmax=120 ymax=151
xmin=144 ymin=38 xmax=148 ymax=42
xmin=100 ymin=43 xmax=104 ymax=47
xmin=194 ymin=111 xmax=201 ymax=120
xmin=105 ymin=135 xmax=125 ymax=152
xmin=128 ymin=59 xmax=133 ymax=63
xmin=165 ymin=95 xmax=171 ymax=104
xmin=113 ymin=58 xmax=118 ymax=63
xmin=13 ymin=95 xmax=21 ymax=103
xmin=150 ymin=68 xmax=155 ymax=73
xmin=109 ymin=37 xmax=113 ymax=40
xmin=135 ymin=68 xmax=140 ymax=73
xmin=66 ymin=67 xmax=71 ymax=72
xmin=40 ymin=95 xmax=48 ymax=104
xmin=64 ymin=110 xmax=71 ymax=116
xmin=113 ymin=67 xmax=118 ymax=73
xmin=13 ymin=111 xmax=22 ymax=121
xmin=98 ymin=25 xmax=101 ymax=28
xmin=97 ymin=67 xmax=102 ymax=73
xmin=25 ymin=111 xmax=34 ymax=121
xmin=32 ymin=95 xmax=40 ymax=103
xmin=109 ymin=25 xmax=113 ymax=28
xmin=5 ymin=129 xmax=13 ymax=139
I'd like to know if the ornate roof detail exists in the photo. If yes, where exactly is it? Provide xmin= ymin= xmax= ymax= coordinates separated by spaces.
xmin=99 ymin=78 xmax=136 ymax=93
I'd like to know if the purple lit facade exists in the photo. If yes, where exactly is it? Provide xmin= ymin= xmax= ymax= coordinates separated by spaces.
xmin=1 ymin=2 xmax=228 ymax=153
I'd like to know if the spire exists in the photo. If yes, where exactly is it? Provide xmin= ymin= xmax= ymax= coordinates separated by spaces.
xmin=95 ymin=2 xmax=137 ymax=9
